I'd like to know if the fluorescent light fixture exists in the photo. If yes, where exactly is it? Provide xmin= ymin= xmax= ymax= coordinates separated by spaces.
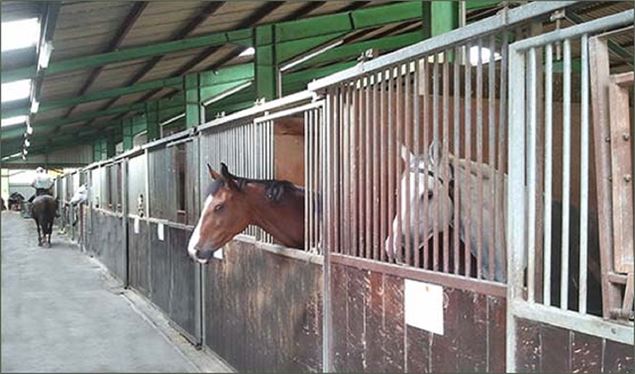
xmin=22 ymin=148 xmax=28 ymax=156
xmin=1 ymin=18 xmax=40 ymax=52
xmin=24 ymin=138 xmax=31 ymax=147
xmin=239 ymin=47 xmax=255 ymax=57
xmin=159 ymin=113 xmax=185 ymax=127
xmin=1 ymin=115 xmax=28 ymax=127
xmin=1 ymin=79 xmax=32 ymax=102
xmin=469 ymin=46 xmax=501 ymax=66
xmin=202 ymin=80 xmax=253 ymax=106
xmin=30 ymin=99 xmax=40 ymax=113
xmin=26 ymin=123 xmax=33 ymax=135
xmin=38 ymin=41 xmax=53 ymax=69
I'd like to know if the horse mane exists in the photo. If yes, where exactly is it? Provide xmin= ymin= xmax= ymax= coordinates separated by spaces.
xmin=206 ymin=175 xmax=302 ymax=202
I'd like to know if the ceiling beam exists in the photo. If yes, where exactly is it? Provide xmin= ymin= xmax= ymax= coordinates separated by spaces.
xmin=94 ymin=2 xmax=227 ymax=116
xmin=64 ymin=2 xmax=149 ymax=118
xmin=144 ymin=2 xmax=287 ymax=103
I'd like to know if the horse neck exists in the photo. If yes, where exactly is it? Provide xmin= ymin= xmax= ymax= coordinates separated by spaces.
xmin=243 ymin=183 xmax=304 ymax=247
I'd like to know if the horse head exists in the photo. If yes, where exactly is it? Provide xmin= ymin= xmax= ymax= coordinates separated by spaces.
xmin=187 ymin=163 xmax=252 ymax=264
xmin=70 ymin=184 xmax=88 ymax=205
xmin=385 ymin=141 xmax=454 ymax=263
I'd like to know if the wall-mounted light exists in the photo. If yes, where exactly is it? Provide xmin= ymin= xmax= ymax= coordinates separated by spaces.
xmin=22 ymin=148 xmax=28 ymax=156
xmin=24 ymin=138 xmax=30 ymax=147
xmin=238 ymin=47 xmax=255 ymax=57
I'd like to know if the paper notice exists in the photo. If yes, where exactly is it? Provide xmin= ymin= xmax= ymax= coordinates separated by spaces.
xmin=404 ymin=279 xmax=444 ymax=335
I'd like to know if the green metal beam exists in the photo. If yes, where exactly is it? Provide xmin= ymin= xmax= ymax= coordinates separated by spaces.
xmin=145 ymin=101 xmax=160 ymax=141
xmin=274 ymin=2 xmax=423 ymax=43
xmin=292 ymin=31 xmax=423 ymax=71
xmin=465 ymin=0 xmax=502 ymax=10
xmin=2 ymin=29 xmax=252 ymax=83
xmin=122 ymin=118 xmax=133 ymax=151
xmin=184 ymin=73 xmax=203 ymax=128
xmin=3 ymin=65 xmax=254 ymax=120
xmin=255 ymin=25 xmax=277 ymax=100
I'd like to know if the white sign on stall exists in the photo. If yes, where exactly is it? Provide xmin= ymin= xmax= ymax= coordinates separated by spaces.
xmin=157 ymin=223 xmax=164 ymax=241
xmin=133 ymin=217 xmax=140 ymax=234
xmin=404 ymin=279 xmax=444 ymax=335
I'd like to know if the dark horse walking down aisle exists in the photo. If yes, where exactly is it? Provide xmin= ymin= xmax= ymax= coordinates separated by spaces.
xmin=31 ymin=195 xmax=58 ymax=247
xmin=188 ymin=163 xmax=305 ymax=264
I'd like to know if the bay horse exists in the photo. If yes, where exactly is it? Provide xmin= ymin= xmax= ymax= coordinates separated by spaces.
xmin=187 ymin=163 xmax=304 ymax=264
xmin=386 ymin=142 xmax=603 ymax=314
xmin=31 ymin=194 xmax=58 ymax=247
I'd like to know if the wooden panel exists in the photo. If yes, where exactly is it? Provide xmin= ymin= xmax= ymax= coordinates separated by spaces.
xmin=274 ymin=116 xmax=305 ymax=187
xmin=604 ymin=339 xmax=635 ymax=373
xmin=330 ymin=259 xmax=503 ymax=372
xmin=149 ymin=222 xmax=170 ymax=313
xmin=204 ymin=241 xmax=322 ymax=372
xmin=487 ymin=295 xmax=506 ymax=372
xmin=607 ymin=77 xmax=634 ymax=273
xmin=167 ymin=226 xmax=197 ymax=338
xmin=540 ymin=324 xmax=571 ymax=372
xmin=128 ymin=217 xmax=150 ymax=297
xmin=571 ymin=331 xmax=603 ymax=373
xmin=515 ymin=318 xmax=541 ymax=372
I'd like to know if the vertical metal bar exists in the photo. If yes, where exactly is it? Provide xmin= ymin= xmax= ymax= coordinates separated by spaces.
xmin=342 ymin=84 xmax=353 ymax=255
xmin=543 ymin=43 xmax=553 ymax=306
xmin=322 ymin=90 xmax=333 ymax=373
xmin=309 ymin=110 xmax=314 ymax=251
xmin=432 ymin=53 xmax=440 ymax=271
xmin=561 ymin=38 xmax=571 ymax=311
xmin=464 ymin=43 xmax=472 ymax=277
xmin=453 ymin=47 xmax=461 ymax=275
xmin=387 ymin=70 xmax=395 ymax=262
xmin=365 ymin=76 xmax=372 ymax=259
xmin=404 ymin=65 xmax=412 ymax=266
xmin=579 ymin=34 xmax=589 ymax=314
xmin=351 ymin=81 xmax=359 ymax=257
xmin=442 ymin=52 xmax=450 ymax=273
xmin=421 ymin=59 xmax=430 ymax=270
xmin=413 ymin=61 xmax=421 ymax=268
xmin=506 ymin=43 xmax=527 ymax=374
xmin=488 ymin=35 xmax=496 ymax=281
xmin=527 ymin=47 xmax=538 ymax=303
xmin=373 ymin=73 xmax=380 ymax=260
xmin=304 ymin=110 xmax=310 ymax=252
xmin=476 ymin=38 xmax=484 ymax=279
xmin=394 ymin=69 xmax=403 ymax=262
xmin=380 ymin=71 xmax=388 ymax=262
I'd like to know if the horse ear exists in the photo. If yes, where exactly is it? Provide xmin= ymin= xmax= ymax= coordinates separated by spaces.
xmin=207 ymin=163 xmax=221 ymax=180
xmin=399 ymin=143 xmax=415 ymax=163
xmin=220 ymin=162 xmax=240 ymax=191
xmin=427 ymin=140 xmax=440 ymax=165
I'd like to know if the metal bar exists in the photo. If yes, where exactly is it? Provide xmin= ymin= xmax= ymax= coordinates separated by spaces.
xmin=413 ymin=61 xmax=421 ymax=268
xmin=452 ymin=47 xmax=460 ymax=275
xmin=365 ymin=76 xmax=372 ymax=259
xmin=527 ymin=47 xmax=538 ymax=303
xmin=578 ymin=33 xmax=589 ymax=314
xmin=432 ymin=53 xmax=440 ymax=272
xmin=372 ymin=73 xmax=380 ymax=260
xmin=344 ymin=84 xmax=352 ymax=256
xmin=511 ymin=10 xmax=633 ymax=52
xmin=487 ymin=35 xmax=496 ymax=281
xmin=442 ymin=52 xmax=450 ymax=273
xmin=379 ymin=71 xmax=387 ymax=262
xmin=404 ymin=65 xmax=412 ymax=266
xmin=354 ymin=79 xmax=362 ymax=257
xmin=560 ymin=38 xmax=571 ymax=311
xmin=543 ymin=43 xmax=553 ymax=306
xmin=387 ymin=69 xmax=395 ymax=263
xmin=476 ymin=38 xmax=484 ymax=280
xmin=304 ymin=110 xmax=310 ymax=251
xmin=506 ymin=42 xmax=527 ymax=374
xmin=464 ymin=43 xmax=472 ymax=277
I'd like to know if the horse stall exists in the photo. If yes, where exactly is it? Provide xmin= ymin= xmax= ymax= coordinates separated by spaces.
xmin=197 ymin=92 xmax=325 ymax=371
xmin=305 ymin=2 xmax=633 ymax=372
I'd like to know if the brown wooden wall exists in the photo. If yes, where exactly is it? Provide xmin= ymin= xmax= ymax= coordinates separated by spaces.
xmin=274 ymin=116 xmax=305 ymax=186
xmin=330 ymin=260 xmax=506 ymax=372
xmin=204 ymin=240 xmax=323 ymax=372
xmin=516 ymin=318 xmax=634 ymax=373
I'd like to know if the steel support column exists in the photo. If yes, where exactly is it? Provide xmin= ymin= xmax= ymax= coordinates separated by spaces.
xmin=255 ymin=24 xmax=277 ymax=101
xmin=145 ymin=101 xmax=160 ymax=140
xmin=184 ymin=73 xmax=203 ymax=128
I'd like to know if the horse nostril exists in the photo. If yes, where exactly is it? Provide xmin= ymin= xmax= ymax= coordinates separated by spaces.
xmin=195 ymin=249 xmax=213 ymax=262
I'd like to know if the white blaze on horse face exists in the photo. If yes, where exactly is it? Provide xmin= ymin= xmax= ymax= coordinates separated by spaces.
xmin=187 ymin=194 xmax=213 ymax=263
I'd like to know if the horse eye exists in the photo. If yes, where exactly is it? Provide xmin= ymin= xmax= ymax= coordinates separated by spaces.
xmin=427 ymin=191 xmax=434 ymax=199
xmin=213 ymin=204 xmax=223 ymax=212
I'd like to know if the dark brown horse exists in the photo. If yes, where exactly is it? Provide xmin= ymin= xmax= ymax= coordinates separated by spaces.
xmin=188 ymin=163 xmax=304 ymax=264
xmin=31 ymin=194 xmax=58 ymax=247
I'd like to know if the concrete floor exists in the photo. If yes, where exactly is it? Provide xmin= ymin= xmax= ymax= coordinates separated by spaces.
xmin=1 ymin=211 xmax=228 ymax=373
